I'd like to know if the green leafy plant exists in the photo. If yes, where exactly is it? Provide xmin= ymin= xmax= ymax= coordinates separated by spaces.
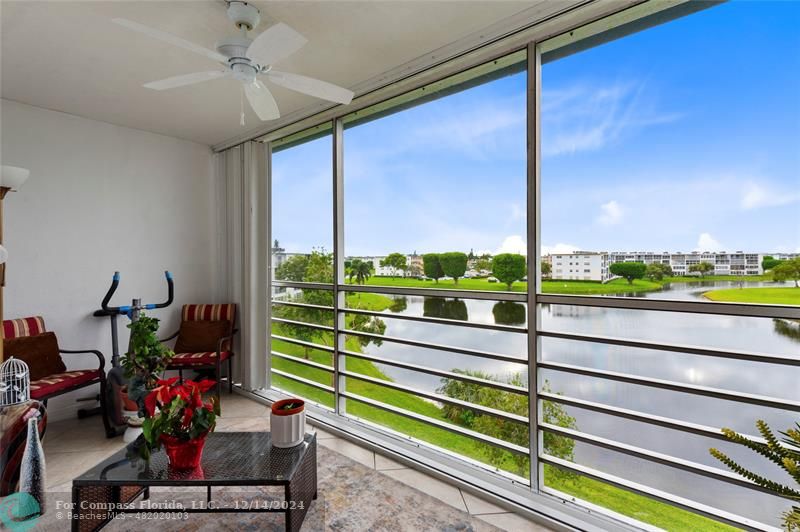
xmin=141 ymin=378 xmax=217 ymax=457
xmin=120 ymin=314 xmax=174 ymax=412
xmin=492 ymin=253 xmax=527 ymax=290
xmin=709 ymin=420 xmax=800 ymax=530
xmin=609 ymin=261 xmax=647 ymax=284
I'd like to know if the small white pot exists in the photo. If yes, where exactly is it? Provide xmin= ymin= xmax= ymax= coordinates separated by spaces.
xmin=270 ymin=399 xmax=306 ymax=448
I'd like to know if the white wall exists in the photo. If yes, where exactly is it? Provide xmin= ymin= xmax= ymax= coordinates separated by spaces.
xmin=1 ymin=99 xmax=218 ymax=420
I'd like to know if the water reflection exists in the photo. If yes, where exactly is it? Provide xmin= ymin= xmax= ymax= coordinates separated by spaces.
xmin=774 ymin=318 xmax=800 ymax=342
xmin=492 ymin=301 xmax=526 ymax=326
xmin=423 ymin=297 xmax=468 ymax=321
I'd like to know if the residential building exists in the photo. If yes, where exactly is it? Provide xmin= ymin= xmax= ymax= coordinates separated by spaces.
xmin=550 ymin=252 xmax=610 ymax=282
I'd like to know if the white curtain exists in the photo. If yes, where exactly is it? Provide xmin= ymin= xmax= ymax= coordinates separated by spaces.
xmin=215 ymin=141 xmax=268 ymax=391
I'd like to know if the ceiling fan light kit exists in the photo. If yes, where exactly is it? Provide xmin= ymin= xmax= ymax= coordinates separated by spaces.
xmin=113 ymin=1 xmax=353 ymax=123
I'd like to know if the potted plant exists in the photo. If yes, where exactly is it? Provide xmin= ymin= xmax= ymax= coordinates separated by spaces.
xmin=141 ymin=377 xmax=217 ymax=469
xmin=120 ymin=314 xmax=175 ymax=416
xmin=270 ymin=398 xmax=306 ymax=448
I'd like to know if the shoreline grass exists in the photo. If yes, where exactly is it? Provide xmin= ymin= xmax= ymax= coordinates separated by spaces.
xmin=703 ymin=286 xmax=800 ymax=305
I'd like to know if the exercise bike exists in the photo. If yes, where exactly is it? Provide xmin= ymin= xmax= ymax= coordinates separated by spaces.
xmin=91 ymin=271 xmax=174 ymax=438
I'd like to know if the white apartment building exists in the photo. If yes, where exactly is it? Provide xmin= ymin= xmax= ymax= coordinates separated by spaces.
xmin=608 ymin=251 xmax=764 ymax=276
xmin=550 ymin=252 xmax=610 ymax=282
xmin=548 ymin=250 xmax=770 ymax=282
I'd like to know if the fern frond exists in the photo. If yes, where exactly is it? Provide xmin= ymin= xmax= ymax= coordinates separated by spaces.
xmin=784 ymin=505 xmax=800 ymax=532
xmin=757 ymin=420 xmax=789 ymax=458
xmin=709 ymin=448 xmax=800 ymax=499
xmin=722 ymin=427 xmax=787 ymax=469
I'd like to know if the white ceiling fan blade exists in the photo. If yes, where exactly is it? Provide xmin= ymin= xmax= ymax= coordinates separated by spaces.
xmin=112 ymin=18 xmax=228 ymax=64
xmin=245 ymin=80 xmax=280 ymax=121
xmin=144 ymin=71 xmax=229 ymax=90
xmin=246 ymin=23 xmax=307 ymax=67
xmin=265 ymin=70 xmax=354 ymax=105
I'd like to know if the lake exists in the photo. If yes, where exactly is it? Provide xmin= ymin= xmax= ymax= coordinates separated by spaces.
xmin=347 ymin=281 xmax=799 ymax=526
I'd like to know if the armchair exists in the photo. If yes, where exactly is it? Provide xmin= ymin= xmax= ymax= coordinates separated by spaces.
xmin=2 ymin=316 xmax=112 ymax=436
xmin=163 ymin=304 xmax=238 ymax=403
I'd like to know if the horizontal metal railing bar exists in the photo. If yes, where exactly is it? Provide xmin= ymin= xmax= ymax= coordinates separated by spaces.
xmin=538 ymin=330 xmax=800 ymax=366
xmin=537 ymin=392 xmax=772 ymax=446
xmin=539 ymin=423 xmax=778 ymax=497
xmin=538 ymin=361 xmax=800 ymax=411
xmin=341 ymin=348 xmax=528 ymax=395
xmin=343 ymin=283 xmax=528 ymax=302
xmin=271 ymin=317 xmax=335 ymax=332
xmin=536 ymin=293 xmax=800 ymax=320
xmin=540 ymin=455 xmax=767 ymax=531
xmin=340 ymin=369 xmax=529 ymax=425
xmin=341 ymin=328 xmax=528 ymax=365
xmin=341 ymin=390 xmax=529 ymax=456
xmin=272 ymin=280 xmax=334 ymax=291
xmin=271 ymin=300 xmax=335 ymax=312
xmin=270 ymin=334 xmax=335 ymax=353
xmin=343 ymin=306 xmax=528 ymax=333
xmin=270 ymin=368 xmax=335 ymax=393
xmin=271 ymin=351 xmax=335 ymax=373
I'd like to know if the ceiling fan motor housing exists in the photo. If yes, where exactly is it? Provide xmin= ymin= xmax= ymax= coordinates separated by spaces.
xmin=217 ymin=35 xmax=258 ymax=83
xmin=227 ymin=1 xmax=261 ymax=31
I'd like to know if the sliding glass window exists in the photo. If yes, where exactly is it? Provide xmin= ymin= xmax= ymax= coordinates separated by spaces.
xmin=536 ymin=2 xmax=799 ymax=529
xmin=270 ymin=124 xmax=336 ymax=408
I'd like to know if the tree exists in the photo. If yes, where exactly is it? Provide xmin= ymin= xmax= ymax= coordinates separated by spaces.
xmin=609 ymin=262 xmax=647 ymax=285
xmin=762 ymin=256 xmax=783 ymax=271
xmin=423 ymin=253 xmax=444 ymax=283
xmin=492 ymin=253 xmax=526 ymax=290
xmin=275 ymin=254 xmax=309 ymax=282
xmin=541 ymin=262 xmax=552 ymax=278
xmin=380 ymin=253 xmax=407 ymax=278
xmin=349 ymin=258 xmax=373 ymax=285
xmin=492 ymin=302 xmax=526 ymax=326
xmin=773 ymin=258 xmax=800 ymax=287
xmin=645 ymin=262 xmax=673 ymax=281
xmin=709 ymin=420 xmax=800 ymax=530
xmin=438 ymin=372 xmax=576 ymax=479
xmin=688 ymin=261 xmax=714 ymax=278
xmin=440 ymin=252 xmax=468 ymax=284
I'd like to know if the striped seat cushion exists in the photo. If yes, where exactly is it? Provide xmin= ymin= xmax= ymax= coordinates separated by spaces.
xmin=171 ymin=351 xmax=232 ymax=366
xmin=182 ymin=304 xmax=236 ymax=325
xmin=29 ymin=370 xmax=100 ymax=399
xmin=3 ymin=316 xmax=46 ymax=339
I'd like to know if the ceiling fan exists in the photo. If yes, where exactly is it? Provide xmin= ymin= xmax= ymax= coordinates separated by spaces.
xmin=113 ymin=1 xmax=354 ymax=123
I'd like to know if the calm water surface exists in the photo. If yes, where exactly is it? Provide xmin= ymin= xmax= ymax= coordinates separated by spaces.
xmin=350 ymin=281 xmax=799 ymax=525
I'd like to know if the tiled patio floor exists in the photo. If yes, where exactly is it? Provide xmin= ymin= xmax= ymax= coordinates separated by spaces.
xmin=40 ymin=392 xmax=550 ymax=531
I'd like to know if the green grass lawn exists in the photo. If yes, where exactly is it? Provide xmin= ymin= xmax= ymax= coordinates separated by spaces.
xmin=269 ymin=291 xmax=734 ymax=531
xmin=703 ymin=286 xmax=800 ymax=305
xmin=346 ymin=276 xmax=663 ymax=295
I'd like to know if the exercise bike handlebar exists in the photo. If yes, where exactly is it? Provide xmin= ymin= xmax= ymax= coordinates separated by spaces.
xmin=98 ymin=271 xmax=174 ymax=315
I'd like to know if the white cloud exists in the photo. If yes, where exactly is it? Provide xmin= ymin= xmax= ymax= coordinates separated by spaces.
xmin=695 ymin=233 xmax=725 ymax=251
xmin=740 ymin=181 xmax=800 ymax=210
xmin=541 ymin=243 xmax=583 ymax=256
xmin=495 ymin=235 xmax=527 ymax=255
xmin=542 ymin=81 xmax=681 ymax=157
xmin=596 ymin=200 xmax=623 ymax=226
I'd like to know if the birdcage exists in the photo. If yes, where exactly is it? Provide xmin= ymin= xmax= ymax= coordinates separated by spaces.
xmin=0 ymin=357 xmax=30 ymax=406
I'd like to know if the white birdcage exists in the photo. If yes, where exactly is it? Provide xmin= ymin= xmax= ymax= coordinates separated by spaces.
xmin=0 ymin=357 xmax=30 ymax=406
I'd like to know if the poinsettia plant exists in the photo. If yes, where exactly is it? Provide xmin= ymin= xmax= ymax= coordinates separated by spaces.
xmin=140 ymin=377 xmax=218 ymax=457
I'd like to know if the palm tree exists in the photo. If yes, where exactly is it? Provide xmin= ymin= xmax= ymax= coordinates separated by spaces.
xmin=351 ymin=259 xmax=373 ymax=285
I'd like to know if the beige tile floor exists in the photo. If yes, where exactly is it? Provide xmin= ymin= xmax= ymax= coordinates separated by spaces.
xmin=41 ymin=392 xmax=550 ymax=531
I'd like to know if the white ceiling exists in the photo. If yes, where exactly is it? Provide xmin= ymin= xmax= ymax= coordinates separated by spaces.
xmin=1 ymin=1 xmax=536 ymax=146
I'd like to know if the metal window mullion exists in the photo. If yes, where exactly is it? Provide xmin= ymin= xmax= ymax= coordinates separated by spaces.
xmin=341 ymin=328 xmax=527 ymax=365
xmin=539 ymin=360 xmax=800 ymax=411
xmin=343 ymin=306 xmax=527 ymax=333
xmin=271 ymin=351 xmax=335 ymax=373
xmin=271 ymin=280 xmax=334 ymax=291
xmin=340 ymin=369 xmax=529 ymax=425
xmin=341 ymin=390 xmax=529 ymax=456
xmin=340 ymin=348 xmax=528 ymax=395
xmin=540 ymin=455 xmax=766 ymax=532
xmin=527 ymin=42 xmax=541 ymax=492
xmin=333 ymin=117 xmax=345 ymax=416
xmin=343 ymin=283 xmax=527 ymax=302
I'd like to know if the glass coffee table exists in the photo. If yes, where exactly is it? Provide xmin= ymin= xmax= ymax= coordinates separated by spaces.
xmin=71 ymin=432 xmax=317 ymax=532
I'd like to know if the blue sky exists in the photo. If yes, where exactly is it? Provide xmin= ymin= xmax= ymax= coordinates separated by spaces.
xmin=273 ymin=1 xmax=799 ymax=257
